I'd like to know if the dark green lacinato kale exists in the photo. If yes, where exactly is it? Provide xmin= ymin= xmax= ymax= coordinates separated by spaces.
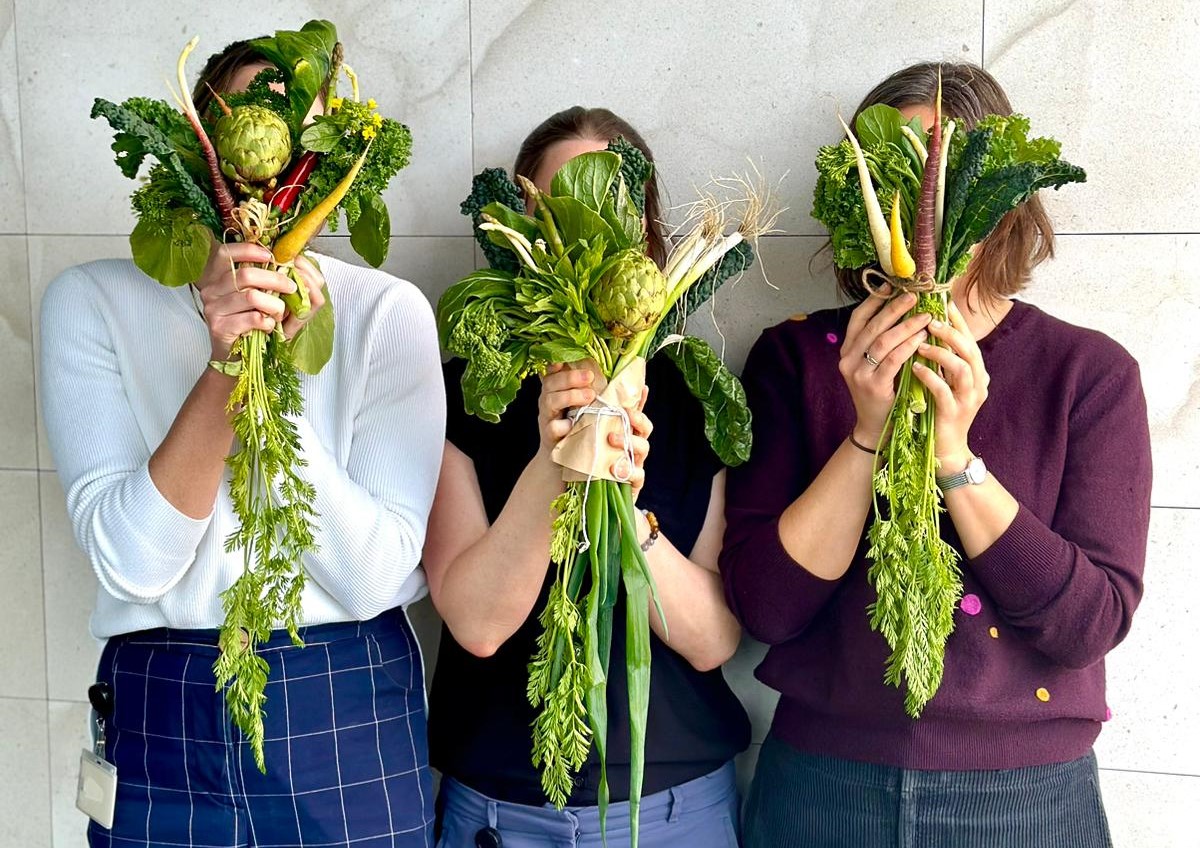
xmin=461 ymin=168 xmax=526 ymax=274
xmin=606 ymin=136 xmax=652 ymax=217
xmin=649 ymin=240 xmax=755 ymax=352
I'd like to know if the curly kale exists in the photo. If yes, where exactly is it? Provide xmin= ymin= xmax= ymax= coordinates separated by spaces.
xmin=298 ymin=116 xmax=412 ymax=231
xmin=461 ymin=168 xmax=526 ymax=275
xmin=218 ymin=67 xmax=291 ymax=127
xmin=811 ymin=139 xmax=918 ymax=271
xmin=606 ymin=136 xmax=653 ymax=217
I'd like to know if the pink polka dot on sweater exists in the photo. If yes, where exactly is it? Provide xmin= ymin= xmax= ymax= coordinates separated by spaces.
xmin=1104 ymin=707 xmax=1113 ymax=722
xmin=960 ymin=594 xmax=982 ymax=616
xmin=826 ymin=332 xmax=839 ymax=344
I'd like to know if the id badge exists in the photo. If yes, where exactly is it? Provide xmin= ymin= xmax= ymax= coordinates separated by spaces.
xmin=77 ymin=748 xmax=117 ymax=829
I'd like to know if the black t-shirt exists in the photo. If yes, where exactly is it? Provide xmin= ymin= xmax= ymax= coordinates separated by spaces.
xmin=429 ymin=354 xmax=751 ymax=806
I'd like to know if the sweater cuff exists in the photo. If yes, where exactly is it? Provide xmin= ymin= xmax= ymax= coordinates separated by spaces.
xmin=967 ymin=504 xmax=1072 ymax=612
xmin=124 ymin=464 xmax=211 ymax=556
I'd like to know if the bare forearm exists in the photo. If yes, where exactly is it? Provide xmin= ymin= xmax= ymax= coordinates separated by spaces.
xmin=777 ymin=437 xmax=877 ymax=579
xmin=437 ymin=448 xmax=566 ymax=654
xmin=640 ymin=516 xmax=740 ymax=671
xmin=939 ymin=454 xmax=1019 ymax=559
xmin=147 ymin=367 xmax=236 ymax=519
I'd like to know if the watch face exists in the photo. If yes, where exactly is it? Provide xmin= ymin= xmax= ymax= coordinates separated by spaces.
xmin=966 ymin=456 xmax=987 ymax=484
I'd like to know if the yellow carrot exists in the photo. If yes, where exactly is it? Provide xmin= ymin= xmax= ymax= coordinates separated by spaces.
xmin=273 ymin=146 xmax=370 ymax=264
xmin=889 ymin=192 xmax=916 ymax=279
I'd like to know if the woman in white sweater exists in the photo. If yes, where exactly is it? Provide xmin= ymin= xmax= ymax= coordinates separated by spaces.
xmin=40 ymin=40 xmax=445 ymax=848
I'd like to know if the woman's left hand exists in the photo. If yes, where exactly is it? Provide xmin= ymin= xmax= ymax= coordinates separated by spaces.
xmin=280 ymin=253 xmax=327 ymax=340
xmin=912 ymin=299 xmax=991 ymax=470
xmin=609 ymin=386 xmax=652 ymax=495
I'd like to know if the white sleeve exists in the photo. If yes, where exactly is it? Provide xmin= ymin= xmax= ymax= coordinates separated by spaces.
xmin=296 ymin=284 xmax=446 ymax=618
xmin=40 ymin=268 xmax=211 ymax=604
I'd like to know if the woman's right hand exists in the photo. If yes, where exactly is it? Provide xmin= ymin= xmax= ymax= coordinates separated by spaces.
xmin=194 ymin=242 xmax=298 ymax=361
xmin=838 ymin=287 xmax=932 ymax=443
xmin=537 ymin=363 xmax=597 ymax=454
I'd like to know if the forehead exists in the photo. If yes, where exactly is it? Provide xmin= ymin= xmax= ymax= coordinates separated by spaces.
xmin=898 ymin=103 xmax=938 ymax=131
xmin=227 ymin=61 xmax=274 ymax=93
xmin=535 ymin=137 xmax=609 ymax=177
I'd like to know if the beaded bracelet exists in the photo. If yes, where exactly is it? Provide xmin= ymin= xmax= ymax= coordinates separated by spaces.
xmin=639 ymin=509 xmax=660 ymax=552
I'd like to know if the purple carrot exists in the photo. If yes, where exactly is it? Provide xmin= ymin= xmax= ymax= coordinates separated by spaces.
xmin=913 ymin=71 xmax=943 ymax=280
xmin=174 ymin=37 xmax=237 ymax=232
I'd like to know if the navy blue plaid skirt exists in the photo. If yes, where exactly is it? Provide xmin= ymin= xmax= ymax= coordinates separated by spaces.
xmin=88 ymin=608 xmax=434 ymax=848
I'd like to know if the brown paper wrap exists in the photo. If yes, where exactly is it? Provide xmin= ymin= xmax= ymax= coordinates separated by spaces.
xmin=551 ymin=357 xmax=646 ymax=483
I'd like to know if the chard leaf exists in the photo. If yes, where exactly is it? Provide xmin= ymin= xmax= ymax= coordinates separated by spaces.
xmin=856 ymin=104 xmax=907 ymax=149
xmin=599 ymin=177 xmax=642 ymax=249
xmin=481 ymin=201 xmax=541 ymax=248
xmin=249 ymin=20 xmax=336 ymax=132
xmin=348 ymin=192 xmax=390 ymax=267
xmin=288 ymin=284 xmax=335 ymax=374
xmin=530 ymin=340 xmax=592 ymax=364
xmin=129 ymin=211 xmax=211 ymax=287
xmin=551 ymin=151 xmax=621 ymax=211
xmin=299 ymin=116 xmax=346 ymax=153
xmin=660 ymin=336 xmax=753 ymax=466
xmin=541 ymin=195 xmax=616 ymax=250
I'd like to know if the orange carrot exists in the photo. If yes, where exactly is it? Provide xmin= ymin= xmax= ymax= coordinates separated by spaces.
xmin=272 ymin=146 xmax=369 ymax=264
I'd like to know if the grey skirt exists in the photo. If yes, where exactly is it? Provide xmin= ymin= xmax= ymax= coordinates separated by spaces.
xmin=743 ymin=733 xmax=1112 ymax=848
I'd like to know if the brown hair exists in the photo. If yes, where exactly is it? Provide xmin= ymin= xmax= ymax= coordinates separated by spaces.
xmin=191 ymin=39 xmax=268 ymax=118
xmin=512 ymin=107 xmax=669 ymax=267
xmin=834 ymin=61 xmax=1055 ymax=302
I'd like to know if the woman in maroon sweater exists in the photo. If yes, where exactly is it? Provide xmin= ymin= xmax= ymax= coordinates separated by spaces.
xmin=721 ymin=63 xmax=1151 ymax=847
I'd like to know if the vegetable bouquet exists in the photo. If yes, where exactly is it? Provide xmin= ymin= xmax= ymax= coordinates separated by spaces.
xmin=440 ymin=141 xmax=772 ymax=844
xmin=91 ymin=20 xmax=412 ymax=770
xmin=811 ymin=75 xmax=1085 ymax=716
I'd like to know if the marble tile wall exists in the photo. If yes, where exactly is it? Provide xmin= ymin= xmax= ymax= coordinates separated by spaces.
xmin=3 ymin=2 xmax=1195 ymax=845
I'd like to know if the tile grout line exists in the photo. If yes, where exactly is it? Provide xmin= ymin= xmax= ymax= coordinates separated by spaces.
xmin=6 ymin=231 xmax=1199 ymax=239
xmin=467 ymin=0 xmax=475 ymax=175
xmin=11 ymin=0 xmax=28 ymax=234
xmin=981 ymin=0 xmax=986 ymax=64
xmin=1099 ymin=766 xmax=1200 ymax=780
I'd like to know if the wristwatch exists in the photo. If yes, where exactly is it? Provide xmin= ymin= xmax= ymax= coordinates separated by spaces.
xmin=937 ymin=455 xmax=987 ymax=492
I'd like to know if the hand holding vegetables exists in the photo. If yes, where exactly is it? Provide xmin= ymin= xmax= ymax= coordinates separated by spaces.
xmin=812 ymin=69 xmax=1085 ymax=716
xmin=441 ymin=141 xmax=773 ymax=846
xmin=195 ymin=244 xmax=327 ymax=358
xmin=91 ymin=19 xmax=412 ymax=771
xmin=839 ymin=288 xmax=931 ymax=443
xmin=912 ymin=300 xmax=991 ymax=469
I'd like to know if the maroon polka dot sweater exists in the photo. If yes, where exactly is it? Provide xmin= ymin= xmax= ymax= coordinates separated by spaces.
xmin=720 ymin=301 xmax=1152 ymax=769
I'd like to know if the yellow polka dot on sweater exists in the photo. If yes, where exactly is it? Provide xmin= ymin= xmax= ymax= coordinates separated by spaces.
xmin=1036 ymin=687 xmax=1051 ymax=702
xmin=988 ymin=626 xmax=999 ymax=638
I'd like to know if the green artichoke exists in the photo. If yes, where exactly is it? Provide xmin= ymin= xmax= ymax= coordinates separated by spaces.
xmin=593 ymin=250 xmax=668 ymax=339
xmin=214 ymin=105 xmax=292 ymax=184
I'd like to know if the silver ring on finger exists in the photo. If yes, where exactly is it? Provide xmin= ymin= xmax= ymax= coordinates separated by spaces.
xmin=864 ymin=349 xmax=881 ymax=368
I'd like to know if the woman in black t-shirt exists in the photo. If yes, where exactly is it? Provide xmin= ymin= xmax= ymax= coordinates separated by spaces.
xmin=422 ymin=107 xmax=750 ymax=848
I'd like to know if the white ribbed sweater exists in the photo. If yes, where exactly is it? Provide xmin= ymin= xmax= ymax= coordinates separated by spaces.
xmin=40 ymin=255 xmax=446 ymax=638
